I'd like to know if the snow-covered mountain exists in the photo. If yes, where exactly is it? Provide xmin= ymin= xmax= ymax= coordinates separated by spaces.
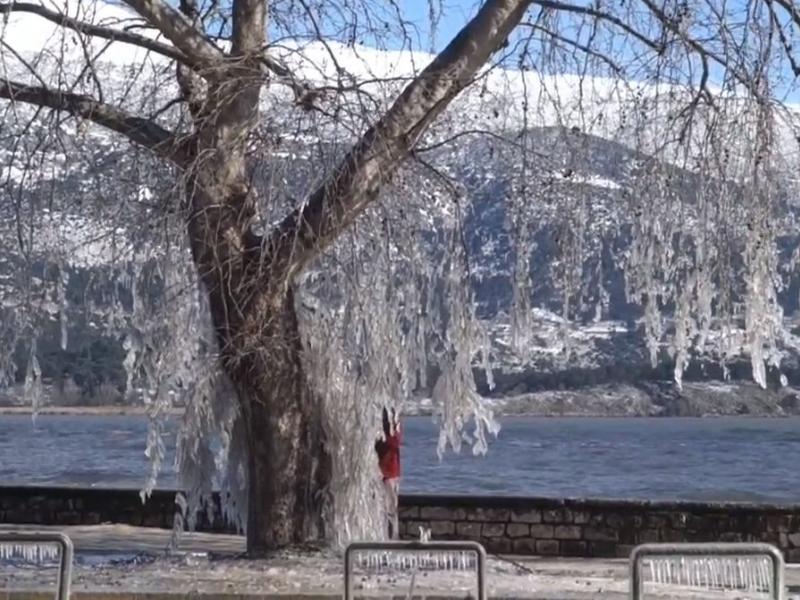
xmin=3 ymin=1 xmax=800 ymax=406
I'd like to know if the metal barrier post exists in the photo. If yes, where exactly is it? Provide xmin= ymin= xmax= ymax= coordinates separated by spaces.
xmin=630 ymin=542 xmax=785 ymax=600
xmin=345 ymin=540 xmax=487 ymax=600
xmin=0 ymin=531 xmax=74 ymax=600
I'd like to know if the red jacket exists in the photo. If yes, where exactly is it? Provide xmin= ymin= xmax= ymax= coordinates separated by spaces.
xmin=377 ymin=430 xmax=401 ymax=480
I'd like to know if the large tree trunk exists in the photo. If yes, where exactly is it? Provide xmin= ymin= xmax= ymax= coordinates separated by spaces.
xmin=185 ymin=180 xmax=332 ymax=554
xmin=226 ymin=289 xmax=332 ymax=554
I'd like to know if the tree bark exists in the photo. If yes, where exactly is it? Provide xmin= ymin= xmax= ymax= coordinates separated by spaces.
xmin=228 ymin=288 xmax=331 ymax=553
xmin=185 ymin=179 xmax=332 ymax=553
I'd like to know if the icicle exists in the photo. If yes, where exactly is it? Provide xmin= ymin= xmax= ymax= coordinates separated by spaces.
xmin=24 ymin=338 xmax=42 ymax=419
xmin=57 ymin=264 xmax=69 ymax=351
xmin=0 ymin=541 xmax=59 ymax=563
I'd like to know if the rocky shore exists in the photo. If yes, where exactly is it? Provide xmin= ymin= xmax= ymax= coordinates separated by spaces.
xmin=3 ymin=380 xmax=800 ymax=419
xmin=410 ymin=380 xmax=800 ymax=418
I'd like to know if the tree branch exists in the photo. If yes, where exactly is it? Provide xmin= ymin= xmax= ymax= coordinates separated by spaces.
xmin=121 ymin=0 xmax=224 ymax=73
xmin=766 ymin=0 xmax=800 ymax=76
xmin=0 ymin=78 xmax=190 ymax=166
xmin=529 ymin=0 xmax=664 ymax=52
xmin=520 ymin=21 xmax=624 ymax=74
xmin=638 ymin=0 xmax=758 ymax=96
xmin=0 ymin=2 xmax=191 ymax=66
xmin=1 ymin=0 xmax=314 ymax=99
xmin=264 ymin=0 xmax=533 ymax=284
xmin=771 ymin=0 xmax=800 ymax=30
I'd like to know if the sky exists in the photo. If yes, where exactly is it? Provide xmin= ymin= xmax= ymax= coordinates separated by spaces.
xmin=393 ymin=0 xmax=800 ymax=103
xmin=33 ymin=0 xmax=800 ymax=103
xmin=396 ymin=0 xmax=480 ymax=53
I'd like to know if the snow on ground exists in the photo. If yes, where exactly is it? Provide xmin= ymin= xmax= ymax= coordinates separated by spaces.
xmin=1 ymin=524 xmax=794 ymax=599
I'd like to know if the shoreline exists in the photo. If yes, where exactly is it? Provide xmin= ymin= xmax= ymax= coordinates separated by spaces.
xmin=0 ymin=404 xmax=795 ymax=418
xmin=0 ymin=405 xmax=184 ymax=416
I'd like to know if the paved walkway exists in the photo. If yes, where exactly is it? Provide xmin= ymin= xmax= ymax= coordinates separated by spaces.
xmin=1 ymin=524 xmax=799 ymax=599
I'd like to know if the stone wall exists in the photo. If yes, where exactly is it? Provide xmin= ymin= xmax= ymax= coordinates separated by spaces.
xmin=399 ymin=496 xmax=800 ymax=561
xmin=0 ymin=487 xmax=234 ymax=533
xmin=3 ymin=487 xmax=800 ymax=561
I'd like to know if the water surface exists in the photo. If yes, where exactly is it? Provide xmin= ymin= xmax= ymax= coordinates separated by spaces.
xmin=1 ymin=414 xmax=798 ymax=502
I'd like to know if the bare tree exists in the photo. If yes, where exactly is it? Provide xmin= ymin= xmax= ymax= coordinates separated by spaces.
xmin=1 ymin=0 xmax=799 ymax=554
xmin=0 ymin=0 xmax=533 ymax=552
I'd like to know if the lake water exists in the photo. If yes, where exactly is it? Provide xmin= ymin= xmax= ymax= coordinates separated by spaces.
xmin=1 ymin=414 xmax=798 ymax=503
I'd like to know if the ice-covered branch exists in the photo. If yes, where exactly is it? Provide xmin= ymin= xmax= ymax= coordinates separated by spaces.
xmin=0 ymin=78 xmax=190 ymax=165
xmin=121 ymin=0 xmax=225 ymax=73
xmin=0 ymin=2 xmax=190 ymax=65
xmin=266 ymin=0 xmax=534 ymax=284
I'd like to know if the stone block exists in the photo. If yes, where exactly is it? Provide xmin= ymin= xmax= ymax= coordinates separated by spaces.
xmin=685 ymin=529 xmax=715 ymax=543
xmin=482 ymin=523 xmax=505 ymax=538
xmin=618 ymin=526 xmax=639 ymax=545
xmin=788 ymin=533 xmax=800 ymax=547
xmin=142 ymin=514 xmax=164 ymax=528
xmin=787 ymin=549 xmax=800 ymax=564
xmin=572 ymin=511 xmax=591 ymax=524
xmin=659 ymin=529 xmax=685 ymax=543
xmin=542 ymin=509 xmax=565 ymax=524
xmin=647 ymin=514 xmax=670 ymax=529
xmin=605 ymin=514 xmax=632 ymax=528
xmin=511 ymin=538 xmax=537 ymax=554
xmin=560 ymin=540 xmax=588 ymax=557
xmin=732 ymin=513 xmax=765 ymax=531
xmin=6 ymin=510 xmax=44 ymax=524
xmin=589 ymin=514 xmax=606 ymax=526
xmin=421 ymin=507 xmax=466 ymax=521
xmin=485 ymin=538 xmax=512 ymax=554
xmin=466 ymin=508 xmax=510 ymax=522
xmin=507 ymin=523 xmax=530 ymax=538
xmin=456 ymin=522 xmax=482 ymax=538
xmin=616 ymin=545 xmax=635 ymax=558
xmin=510 ymin=509 xmax=542 ymax=524
xmin=399 ymin=506 xmax=419 ymax=519
xmin=669 ymin=512 xmax=689 ymax=529
xmin=554 ymin=525 xmax=582 ymax=540
xmin=59 ymin=511 xmax=82 ymax=525
xmin=121 ymin=510 xmax=144 ymax=526
xmin=429 ymin=520 xmax=455 ymax=536
xmin=588 ymin=541 xmax=617 ymax=557
xmin=530 ymin=524 xmax=554 ymax=539
xmin=767 ymin=515 xmax=789 ymax=533
xmin=686 ymin=515 xmax=712 ymax=530
xmin=28 ymin=495 xmax=48 ymax=508
xmin=405 ymin=520 xmax=430 ymax=536
xmin=536 ymin=540 xmax=560 ymax=555
xmin=638 ymin=529 xmax=660 ymax=544
xmin=584 ymin=527 xmax=618 ymax=542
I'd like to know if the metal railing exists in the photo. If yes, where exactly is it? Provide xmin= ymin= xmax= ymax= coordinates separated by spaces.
xmin=630 ymin=542 xmax=785 ymax=600
xmin=344 ymin=540 xmax=487 ymax=600
xmin=0 ymin=531 xmax=74 ymax=600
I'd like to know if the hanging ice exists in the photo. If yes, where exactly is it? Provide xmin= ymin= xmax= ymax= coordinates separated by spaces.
xmin=0 ymin=541 xmax=60 ymax=564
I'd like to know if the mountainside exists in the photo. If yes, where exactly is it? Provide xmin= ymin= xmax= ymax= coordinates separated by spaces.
xmin=3 ymin=2 xmax=800 ymax=414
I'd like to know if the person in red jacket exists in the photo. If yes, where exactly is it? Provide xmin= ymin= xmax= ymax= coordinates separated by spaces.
xmin=375 ymin=406 xmax=401 ymax=538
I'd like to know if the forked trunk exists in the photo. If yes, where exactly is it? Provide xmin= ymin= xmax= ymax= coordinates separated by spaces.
xmin=225 ymin=289 xmax=332 ymax=554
